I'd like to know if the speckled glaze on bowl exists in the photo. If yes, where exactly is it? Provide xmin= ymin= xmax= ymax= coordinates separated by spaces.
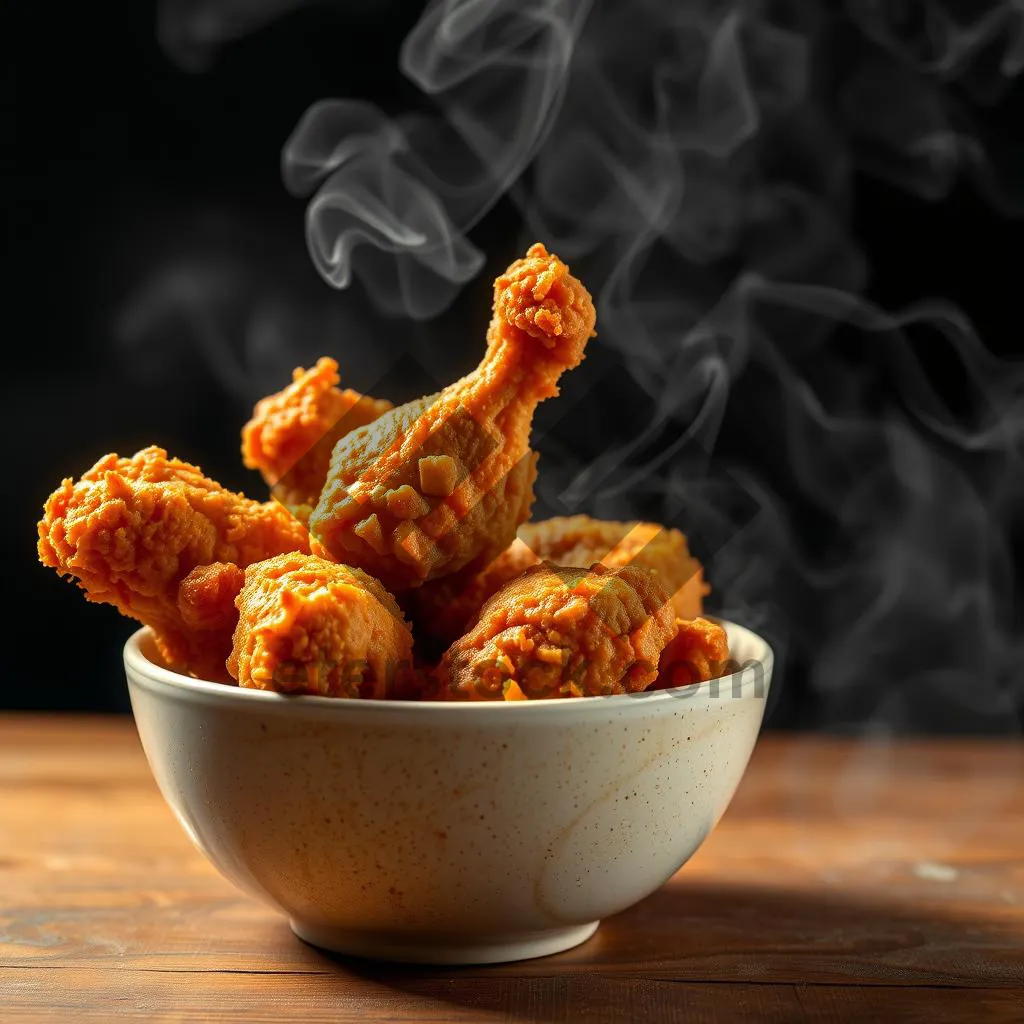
xmin=124 ymin=620 xmax=772 ymax=965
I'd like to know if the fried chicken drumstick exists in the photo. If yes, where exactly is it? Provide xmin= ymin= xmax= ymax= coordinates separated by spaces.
xmin=37 ymin=446 xmax=309 ymax=679
xmin=310 ymin=243 xmax=597 ymax=591
xmin=412 ymin=516 xmax=709 ymax=649
xmin=36 ymin=240 xmax=732 ymax=702
xmin=242 ymin=357 xmax=392 ymax=522
xmin=227 ymin=552 xmax=414 ymax=697
xmin=436 ymin=563 xmax=677 ymax=701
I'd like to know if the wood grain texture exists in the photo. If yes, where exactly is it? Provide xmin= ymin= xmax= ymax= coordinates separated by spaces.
xmin=1 ymin=716 xmax=1022 ymax=1022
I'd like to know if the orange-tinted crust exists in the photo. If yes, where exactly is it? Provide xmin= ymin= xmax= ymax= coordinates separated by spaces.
xmin=174 ymin=561 xmax=248 ymax=679
xmin=412 ymin=516 xmax=709 ymax=649
xmin=435 ymin=563 xmax=677 ymax=701
xmin=653 ymin=617 xmax=732 ymax=688
xmin=242 ymin=357 xmax=392 ymax=521
xmin=37 ymin=446 xmax=309 ymax=679
xmin=177 ymin=561 xmax=247 ymax=634
xmin=227 ymin=552 xmax=414 ymax=698
xmin=309 ymin=244 xmax=596 ymax=591
xmin=37 ymin=244 xmax=725 ymax=707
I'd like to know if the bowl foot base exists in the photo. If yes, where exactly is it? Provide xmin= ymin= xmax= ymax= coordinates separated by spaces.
xmin=290 ymin=918 xmax=600 ymax=965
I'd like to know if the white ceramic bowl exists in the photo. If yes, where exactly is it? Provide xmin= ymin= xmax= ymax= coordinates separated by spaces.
xmin=124 ymin=620 xmax=772 ymax=965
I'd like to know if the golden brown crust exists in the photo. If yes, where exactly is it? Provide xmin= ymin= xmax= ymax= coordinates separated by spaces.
xmin=36 ymin=244 xmax=724 ymax=707
xmin=177 ymin=562 xmax=247 ymax=633
xmin=171 ymin=562 xmax=247 ymax=681
xmin=37 ymin=446 xmax=309 ymax=678
xmin=227 ymin=552 xmax=414 ymax=697
xmin=654 ymin=617 xmax=732 ymax=688
xmin=435 ymin=563 xmax=677 ymax=700
xmin=412 ymin=516 xmax=708 ymax=649
xmin=309 ymin=243 xmax=594 ymax=591
xmin=241 ymin=357 xmax=392 ymax=521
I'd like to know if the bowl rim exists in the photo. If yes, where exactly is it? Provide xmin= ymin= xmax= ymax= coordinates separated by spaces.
xmin=124 ymin=620 xmax=773 ymax=718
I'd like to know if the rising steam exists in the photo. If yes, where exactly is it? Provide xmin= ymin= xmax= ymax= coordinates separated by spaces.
xmin=157 ymin=0 xmax=313 ymax=71
xmin=278 ymin=0 xmax=589 ymax=316
xmin=145 ymin=0 xmax=1024 ymax=731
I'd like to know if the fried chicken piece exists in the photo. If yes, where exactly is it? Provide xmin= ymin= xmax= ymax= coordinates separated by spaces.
xmin=173 ymin=561 xmax=248 ymax=677
xmin=412 ymin=517 xmax=709 ymax=649
xmin=410 ymin=537 xmax=539 ymax=654
xmin=37 ymin=446 xmax=309 ymax=679
xmin=227 ymin=552 xmax=414 ymax=698
xmin=177 ymin=562 xmax=247 ymax=634
xmin=242 ymin=357 xmax=393 ymax=522
xmin=436 ymin=563 xmax=677 ymax=701
xmin=310 ymin=243 xmax=596 ymax=591
xmin=653 ymin=617 xmax=732 ymax=688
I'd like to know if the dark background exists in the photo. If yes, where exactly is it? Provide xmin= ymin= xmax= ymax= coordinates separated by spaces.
xmin=4 ymin=2 xmax=1022 ymax=727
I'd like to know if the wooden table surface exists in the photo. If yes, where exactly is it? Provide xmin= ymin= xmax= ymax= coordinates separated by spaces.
xmin=1 ymin=716 xmax=1021 ymax=1022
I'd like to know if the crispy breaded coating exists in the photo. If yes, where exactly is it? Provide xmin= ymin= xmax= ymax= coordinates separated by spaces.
xmin=173 ymin=562 xmax=247 ymax=680
xmin=413 ymin=516 xmax=709 ymax=649
xmin=242 ymin=357 xmax=392 ymax=521
xmin=410 ymin=537 xmax=538 ymax=653
xmin=309 ymin=243 xmax=596 ymax=591
xmin=37 ymin=446 xmax=309 ymax=678
xmin=177 ymin=561 xmax=247 ymax=633
xmin=654 ymin=617 xmax=732 ymax=688
xmin=35 ymin=243 xmax=727 ymax=707
xmin=436 ymin=563 xmax=677 ymax=701
xmin=227 ymin=552 xmax=414 ymax=698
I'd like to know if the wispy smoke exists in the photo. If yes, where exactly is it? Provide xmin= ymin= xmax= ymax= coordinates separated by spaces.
xmin=112 ymin=213 xmax=414 ymax=405
xmin=841 ymin=0 xmax=1024 ymax=211
xmin=278 ymin=0 xmax=589 ymax=316
xmin=282 ymin=99 xmax=486 ymax=319
xmin=157 ymin=0 xmax=312 ymax=71
xmin=145 ymin=0 xmax=1024 ymax=731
